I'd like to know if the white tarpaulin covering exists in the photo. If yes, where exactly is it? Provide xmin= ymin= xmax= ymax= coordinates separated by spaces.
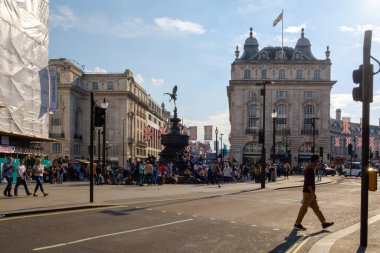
xmin=0 ymin=0 xmax=49 ymax=138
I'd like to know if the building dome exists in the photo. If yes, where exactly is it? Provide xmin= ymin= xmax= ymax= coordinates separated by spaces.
xmin=239 ymin=27 xmax=259 ymax=60
xmin=296 ymin=28 xmax=311 ymax=47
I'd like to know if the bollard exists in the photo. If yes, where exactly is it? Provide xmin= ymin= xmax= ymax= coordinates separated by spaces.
xmin=368 ymin=168 xmax=377 ymax=191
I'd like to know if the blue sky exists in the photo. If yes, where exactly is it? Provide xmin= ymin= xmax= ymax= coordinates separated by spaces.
xmin=49 ymin=0 xmax=380 ymax=147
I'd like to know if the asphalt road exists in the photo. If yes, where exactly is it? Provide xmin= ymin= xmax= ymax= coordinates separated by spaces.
xmin=1 ymin=176 xmax=380 ymax=253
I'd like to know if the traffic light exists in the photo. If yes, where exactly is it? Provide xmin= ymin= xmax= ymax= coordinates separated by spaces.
xmin=348 ymin=143 xmax=353 ymax=156
xmin=352 ymin=30 xmax=373 ymax=103
xmin=94 ymin=106 xmax=105 ymax=127
xmin=319 ymin=147 xmax=323 ymax=158
xmin=376 ymin=151 xmax=379 ymax=158
xmin=223 ymin=145 xmax=228 ymax=156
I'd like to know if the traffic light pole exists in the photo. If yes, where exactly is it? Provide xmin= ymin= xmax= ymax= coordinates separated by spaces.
xmin=90 ymin=92 xmax=94 ymax=203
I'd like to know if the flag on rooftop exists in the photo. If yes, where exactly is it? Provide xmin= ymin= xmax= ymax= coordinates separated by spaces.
xmin=273 ymin=11 xmax=283 ymax=27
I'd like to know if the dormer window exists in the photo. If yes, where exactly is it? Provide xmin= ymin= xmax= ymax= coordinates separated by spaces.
xmin=293 ymin=52 xmax=302 ymax=60
xmin=260 ymin=52 xmax=268 ymax=60
xmin=275 ymin=51 xmax=286 ymax=60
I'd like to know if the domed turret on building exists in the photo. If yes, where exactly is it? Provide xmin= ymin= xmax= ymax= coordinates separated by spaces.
xmin=239 ymin=27 xmax=259 ymax=60
xmin=295 ymin=28 xmax=316 ymax=60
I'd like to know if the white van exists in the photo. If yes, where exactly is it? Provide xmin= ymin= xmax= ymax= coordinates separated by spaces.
xmin=342 ymin=162 xmax=362 ymax=177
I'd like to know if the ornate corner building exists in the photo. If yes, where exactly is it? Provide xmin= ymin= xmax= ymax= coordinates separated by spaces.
xmin=227 ymin=28 xmax=336 ymax=165
xmin=45 ymin=58 xmax=170 ymax=164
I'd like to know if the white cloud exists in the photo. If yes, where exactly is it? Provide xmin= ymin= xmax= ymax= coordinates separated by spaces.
xmin=339 ymin=24 xmax=380 ymax=43
xmin=151 ymin=78 xmax=164 ymax=87
xmin=285 ymin=24 xmax=306 ymax=33
xmin=184 ymin=110 xmax=231 ymax=149
xmin=50 ymin=5 xmax=77 ymax=30
xmin=134 ymin=74 xmax=144 ymax=84
xmin=330 ymin=93 xmax=380 ymax=125
xmin=339 ymin=26 xmax=355 ymax=32
xmin=237 ymin=4 xmax=258 ymax=15
xmin=88 ymin=66 xmax=107 ymax=73
xmin=155 ymin=17 xmax=205 ymax=34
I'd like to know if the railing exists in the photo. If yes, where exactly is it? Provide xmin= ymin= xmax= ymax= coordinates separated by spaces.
xmin=245 ymin=128 xmax=259 ymax=135
xmin=73 ymin=134 xmax=82 ymax=140
xmin=276 ymin=128 xmax=291 ymax=135
xmin=136 ymin=141 xmax=147 ymax=148
xmin=301 ymin=129 xmax=319 ymax=135
xmin=49 ymin=133 xmax=65 ymax=138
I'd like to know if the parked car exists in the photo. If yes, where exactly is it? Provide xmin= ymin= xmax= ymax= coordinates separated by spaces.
xmin=342 ymin=162 xmax=362 ymax=177
xmin=323 ymin=166 xmax=336 ymax=176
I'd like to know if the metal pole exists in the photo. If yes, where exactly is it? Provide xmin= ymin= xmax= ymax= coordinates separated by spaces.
xmin=220 ymin=133 xmax=224 ymax=162
xmin=123 ymin=119 xmax=125 ymax=168
xmin=360 ymin=30 xmax=372 ymax=247
xmin=312 ymin=118 xmax=316 ymax=154
xmin=90 ymin=92 xmax=94 ymax=203
xmin=261 ymin=82 xmax=267 ymax=189
xmin=272 ymin=117 xmax=276 ymax=161
xmin=98 ymin=129 xmax=101 ymax=167
xmin=102 ymin=110 xmax=106 ymax=173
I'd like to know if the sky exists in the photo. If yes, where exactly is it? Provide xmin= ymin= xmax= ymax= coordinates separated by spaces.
xmin=49 ymin=0 xmax=380 ymax=148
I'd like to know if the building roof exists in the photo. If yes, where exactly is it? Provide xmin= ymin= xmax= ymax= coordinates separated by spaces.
xmin=238 ymin=27 xmax=318 ymax=61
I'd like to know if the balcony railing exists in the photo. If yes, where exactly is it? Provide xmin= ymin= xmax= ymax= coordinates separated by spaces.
xmin=73 ymin=134 xmax=82 ymax=140
xmin=245 ymin=128 xmax=259 ymax=135
xmin=301 ymin=128 xmax=319 ymax=135
xmin=49 ymin=133 xmax=65 ymax=138
xmin=276 ymin=128 xmax=291 ymax=135
xmin=136 ymin=141 xmax=147 ymax=148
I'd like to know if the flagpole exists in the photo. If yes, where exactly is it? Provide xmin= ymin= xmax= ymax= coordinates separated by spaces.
xmin=281 ymin=9 xmax=284 ymax=53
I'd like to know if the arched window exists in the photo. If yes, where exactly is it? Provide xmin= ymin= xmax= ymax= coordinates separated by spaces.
xmin=314 ymin=69 xmax=321 ymax=80
xmin=261 ymin=69 xmax=267 ymax=79
xmin=279 ymin=69 xmax=286 ymax=79
xmin=244 ymin=69 xmax=251 ymax=79
xmin=296 ymin=69 xmax=303 ymax=79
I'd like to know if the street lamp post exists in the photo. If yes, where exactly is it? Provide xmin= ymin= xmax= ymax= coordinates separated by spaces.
xmin=256 ymin=81 xmax=273 ymax=189
xmin=271 ymin=109 xmax=277 ymax=162
xmin=128 ymin=111 xmax=134 ymax=161
xmin=101 ymin=98 xmax=109 ymax=171
xmin=215 ymin=127 xmax=219 ymax=162
xmin=220 ymin=133 xmax=224 ymax=162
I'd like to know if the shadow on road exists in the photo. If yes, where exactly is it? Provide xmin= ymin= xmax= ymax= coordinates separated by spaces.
xmin=268 ymin=229 xmax=329 ymax=253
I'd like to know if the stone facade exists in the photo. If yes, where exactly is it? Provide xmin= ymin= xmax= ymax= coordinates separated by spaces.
xmin=45 ymin=59 xmax=170 ymax=165
xmin=228 ymin=28 xmax=336 ymax=165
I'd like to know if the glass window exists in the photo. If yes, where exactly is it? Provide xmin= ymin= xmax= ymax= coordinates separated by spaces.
xmin=277 ymin=91 xmax=288 ymax=99
xmin=279 ymin=69 xmax=286 ymax=79
xmin=296 ymin=69 xmax=303 ymax=79
xmin=52 ymin=143 xmax=62 ymax=154
xmin=92 ymin=81 xmax=98 ymax=90
xmin=248 ymin=105 xmax=259 ymax=129
xmin=244 ymin=69 xmax=251 ymax=79
xmin=304 ymin=105 xmax=315 ymax=130
xmin=261 ymin=69 xmax=267 ymax=79
xmin=314 ymin=69 xmax=321 ymax=80
xmin=249 ymin=91 xmax=258 ymax=99
xmin=305 ymin=91 xmax=316 ymax=99
xmin=107 ymin=81 xmax=114 ymax=90
xmin=277 ymin=105 xmax=287 ymax=115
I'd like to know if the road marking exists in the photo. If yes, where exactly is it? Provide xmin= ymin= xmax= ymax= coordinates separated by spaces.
xmin=33 ymin=218 xmax=194 ymax=251
xmin=177 ymin=212 xmax=182 ymax=215
xmin=273 ymin=228 xmax=280 ymax=231
xmin=285 ymin=235 xmax=310 ymax=253
xmin=192 ymin=215 xmax=198 ymax=218
xmin=251 ymin=224 xmax=257 ymax=227
xmin=147 ymin=209 xmax=152 ymax=211
xmin=210 ymin=217 xmax=216 ymax=221
xmin=0 ymin=205 xmax=126 ymax=222
xmin=230 ymin=221 xmax=236 ymax=224
xmin=161 ymin=210 xmax=166 ymax=213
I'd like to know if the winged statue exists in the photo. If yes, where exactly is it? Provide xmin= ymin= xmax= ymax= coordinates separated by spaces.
xmin=164 ymin=85 xmax=177 ymax=106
